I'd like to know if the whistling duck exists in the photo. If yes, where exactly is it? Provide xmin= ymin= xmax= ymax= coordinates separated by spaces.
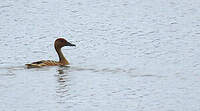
xmin=26 ymin=38 xmax=75 ymax=68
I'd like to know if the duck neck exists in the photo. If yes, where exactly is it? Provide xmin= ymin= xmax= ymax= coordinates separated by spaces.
xmin=55 ymin=47 xmax=69 ymax=65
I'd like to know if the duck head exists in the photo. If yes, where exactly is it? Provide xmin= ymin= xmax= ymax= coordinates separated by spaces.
xmin=54 ymin=38 xmax=76 ymax=49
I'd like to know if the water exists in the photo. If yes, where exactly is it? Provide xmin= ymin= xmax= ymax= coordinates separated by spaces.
xmin=0 ymin=0 xmax=200 ymax=110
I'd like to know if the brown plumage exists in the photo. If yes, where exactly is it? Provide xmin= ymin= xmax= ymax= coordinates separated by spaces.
xmin=26 ymin=38 xmax=75 ymax=68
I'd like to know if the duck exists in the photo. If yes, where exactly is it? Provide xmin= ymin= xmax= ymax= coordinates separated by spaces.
xmin=26 ymin=38 xmax=75 ymax=68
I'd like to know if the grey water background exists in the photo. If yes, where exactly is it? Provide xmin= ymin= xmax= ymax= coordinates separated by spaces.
xmin=0 ymin=0 xmax=200 ymax=111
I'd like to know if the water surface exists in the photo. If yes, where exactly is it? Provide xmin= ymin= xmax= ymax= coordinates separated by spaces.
xmin=0 ymin=0 xmax=200 ymax=111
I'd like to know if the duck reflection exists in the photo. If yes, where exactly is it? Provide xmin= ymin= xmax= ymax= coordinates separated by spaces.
xmin=55 ymin=66 xmax=71 ymax=104
xmin=57 ymin=69 xmax=64 ymax=74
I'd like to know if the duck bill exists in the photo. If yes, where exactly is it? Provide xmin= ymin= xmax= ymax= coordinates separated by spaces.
xmin=65 ymin=42 xmax=76 ymax=46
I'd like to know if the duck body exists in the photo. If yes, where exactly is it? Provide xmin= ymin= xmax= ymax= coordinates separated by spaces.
xmin=26 ymin=60 xmax=68 ymax=68
xmin=26 ymin=38 xmax=75 ymax=68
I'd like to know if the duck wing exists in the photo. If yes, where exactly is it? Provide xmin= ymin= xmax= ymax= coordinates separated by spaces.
xmin=26 ymin=60 xmax=61 ymax=68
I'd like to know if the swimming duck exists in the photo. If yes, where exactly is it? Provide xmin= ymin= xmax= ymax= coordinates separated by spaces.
xmin=26 ymin=38 xmax=75 ymax=68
